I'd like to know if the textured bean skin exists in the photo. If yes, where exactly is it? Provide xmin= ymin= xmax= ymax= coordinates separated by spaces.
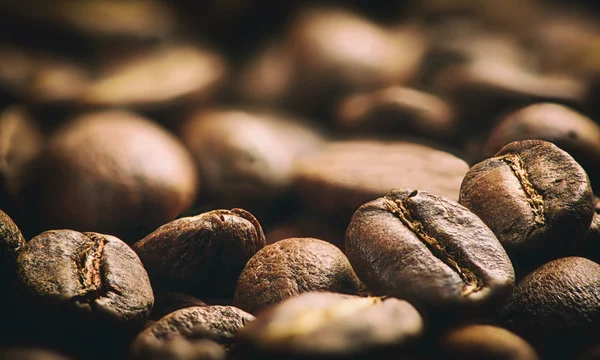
xmin=500 ymin=257 xmax=600 ymax=358
xmin=460 ymin=140 xmax=595 ymax=268
xmin=346 ymin=188 xmax=514 ymax=317
xmin=133 ymin=208 xmax=265 ymax=299
xmin=0 ymin=209 xmax=25 ymax=283
xmin=235 ymin=292 xmax=424 ymax=360
xmin=234 ymin=238 xmax=363 ymax=314
xmin=130 ymin=305 xmax=254 ymax=357
xmin=16 ymin=230 xmax=154 ymax=326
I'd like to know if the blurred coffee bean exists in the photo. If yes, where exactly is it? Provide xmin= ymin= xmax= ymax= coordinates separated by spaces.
xmin=234 ymin=238 xmax=363 ymax=314
xmin=439 ymin=324 xmax=539 ymax=360
xmin=0 ymin=347 xmax=73 ymax=360
xmin=133 ymin=208 xmax=265 ymax=299
xmin=336 ymin=86 xmax=457 ymax=141
xmin=483 ymin=103 xmax=600 ymax=187
xmin=0 ymin=0 xmax=178 ymax=41
xmin=151 ymin=292 xmax=207 ymax=321
xmin=294 ymin=140 xmax=469 ymax=222
xmin=282 ymin=6 xmax=426 ymax=117
xmin=130 ymin=305 xmax=254 ymax=357
xmin=179 ymin=109 xmax=324 ymax=214
xmin=500 ymin=257 xmax=600 ymax=358
xmin=130 ymin=338 xmax=226 ymax=360
xmin=0 ymin=44 xmax=89 ymax=105
xmin=80 ymin=44 xmax=226 ymax=110
xmin=23 ymin=110 xmax=198 ymax=240
xmin=346 ymin=189 xmax=514 ymax=319
xmin=234 ymin=292 xmax=423 ymax=360
xmin=265 ymin=215 xmax=346 ymax=250
xmin=0 ymin=209 xmax=25 ymax=285
xmin=0 ymin=106 xmax=42 ymax=217
xmin=460 ymin=140 xmax=595 ymax=272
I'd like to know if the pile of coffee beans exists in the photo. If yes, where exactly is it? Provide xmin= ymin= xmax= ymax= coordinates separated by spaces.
xmin=2 ymin=1 xmax=600 ymax=359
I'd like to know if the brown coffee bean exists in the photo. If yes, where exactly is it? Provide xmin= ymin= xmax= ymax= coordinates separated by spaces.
xmin=294 ymin=140 xmax=469 ymax=222
xmin=0 ymin=106 xmax=42 ymax=216
xmin=483 ymin=103 xmax=600 ymax=187
xmin=16 ymin=230 xmax=154 ymax=325
xmin=500 ymin=257 xmax=600 ymax=358
xmin=336 ymin=86 xmax=457 ymax=141
xmin=346 ymin=189 xmax=514 ymax=318
xmin=130 ymin=306 xmax=254 ymax=357
xmin=459 ymin=140 xmax=595 ymax=270
xmin=23 ymin=110 xmax=198 ymax=239
xmin=439 ymin=324 xmax=539 ymax=360
xmin=133 ymin=208 xmax=265 ymax=299
xmin=151 ymin=292 xmax=207 ymax=321
xmin=0 ymin=347 xmax=73 ymax=360
xmin=234 ymin=238 xmax=363 ymax=314
xmin=0 ymin=209 xmax=24 ymax=284
xmin=235 ymin=292 xmax=423 ymax=360
xmin=80 ymin=44 xmax=226 ymax=109
xmin=178 ymin=109 xmax=324 ymax=213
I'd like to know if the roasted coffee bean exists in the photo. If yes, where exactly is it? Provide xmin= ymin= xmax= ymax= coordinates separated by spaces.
xmin=346 ymin=188 xmax=514 ymax=318
xmin=23 ymin=110 xmax=198 ymax=240
xmin=151 ymin=292 xmax=207 ymax=321
xmin=483 ymin=103 xmax=600 ymax=187
xmin=234 ymin=238 xmax=363 ymax=314
xmin=0 ymin=209 xmax=25 ymax=284
xmin=130 ymin=305 xmax=254 ymax=357
xmin=234 ymin=292 xmax=423 ymax=360
xmin=130 ymin=338 xmax=226 ymax=360
xmin=0 ymin=347 xmax=73 ymax=360
xmin=336 ymin=86 xmax=457 ymax=141
xmin=80 ymin=44 xmax=225 ymax=109
xmin=294 ymin=140 xmax=469 ymax=222
xmin=0 ymin=106 xmax=42 ymax=217
xmin=439 ymin=324 xmax=539 ymax=360
xmin=178 ymin=109 xmax=324 ymax=214
xmin=133 ymin=208 xmax=265 ymax=299
xmin=459 ymin=140 xmax=595 ymax=270
xmin=500 ymin=257 xmax=600 ymax=358
xmin=16 ymin=230 xmax=153 ymax=325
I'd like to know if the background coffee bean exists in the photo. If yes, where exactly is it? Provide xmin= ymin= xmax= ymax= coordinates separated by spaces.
xmin=234 ymin=291 xmax=424 ymax=360
xmin=133 ymin=208 xmax=265 ymax=299
xmin=346 ymin=188 xmax=514 ymax=319
xmin=130 ymin=305 xmax=254 ymax=358
xmin=294 ymin=140 xmax=469 ymax=223
xmin=0 ymin=347 xmax=73 ymax=360
xmin=234 ymin=237 xmax=364 ymax=314
xmin=22 ymin=110 xmax=198 ymax=240
xmin=438 ymin=324 xmax=539 ymax=360
xmin=459 ymin=140 xmax=595 ymax=273
xmin=500 ymin=257 xmax=600 ymax=359
xmin=483 ymin=103 xmax=600 ymax=188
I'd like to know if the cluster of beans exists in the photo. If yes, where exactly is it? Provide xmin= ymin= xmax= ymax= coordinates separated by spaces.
xmin=2 ymin=1 xmax=600 ymax=359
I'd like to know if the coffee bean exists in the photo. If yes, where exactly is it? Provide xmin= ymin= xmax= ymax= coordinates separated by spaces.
xmin=499 ymin=257 xmax=600 ymax=358
xmin=16 ymin=230 xmax=153 ymax=325
xmin=0 ymin=347 xmax=73 ymax=360
xmin=576 ymin=197 xmax=600 ymax=263
xmin=439 ymin=324 xmax=539 ymax=360
xmin=178 ymin=109 xmax=324 ymax=214
xmin=23 ymin=110 xmax=198 ymax=240
xmin=234 ymin=238 xmax=363 ymax=314
xmin=133 ymin=208 xmax=265 ymax=299
xmin=0 ymin=209 xmax=25 ymax=284
xmin=130 ymin=338 xmax=226 ymax=360
xmin=459 ymin=140 xmax=595 ymax=270
xmin=336 ymin=86 xmax=457 ymax=141
xmin=294 ymin=140 xmax=469 ymax=222
xmin=130 ymin=305 xmax=254 ymax=358
xmin=151 ymin=292 xmax=207 ymax=321
xmin=80 ymin=44 xmax=225 ymax=109
xmin=234 ymin=291 xmax=423 ymax=360
xmin=346 ymin=188 xmax=514 ymax=318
